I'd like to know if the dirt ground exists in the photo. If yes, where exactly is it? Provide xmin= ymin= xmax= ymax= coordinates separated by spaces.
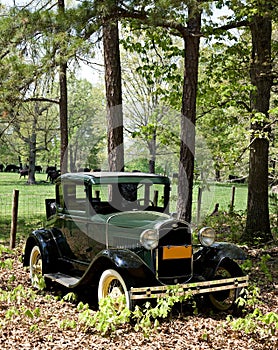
xmin=0 ymin=244 xmax=277 ymax=350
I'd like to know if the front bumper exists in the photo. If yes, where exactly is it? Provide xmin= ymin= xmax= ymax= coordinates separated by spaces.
xmin=130 ymin=275 xmax=249 ymax=300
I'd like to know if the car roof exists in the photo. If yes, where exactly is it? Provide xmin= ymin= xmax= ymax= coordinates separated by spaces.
xmin=57 ymin=172 xmax=170 ymax=185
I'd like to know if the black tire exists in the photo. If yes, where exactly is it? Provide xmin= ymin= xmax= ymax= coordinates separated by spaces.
xmin=98 ymin=269 xmax=131 ymax=310
xmin=29 ymin=245 xmax=46 ymax=289
xmin=208 ymin=259 xmax=244 ymax=311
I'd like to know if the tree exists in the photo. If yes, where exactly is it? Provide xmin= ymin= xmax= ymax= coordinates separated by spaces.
xmin=121 ymin=28 xmax=182 ymax=174
xmin=104 ymin=1 xmax=203 ymax=221
xmin=245 ymin=8 xmax=272 ymax=241
xmin=103 ymin=9 xmax=124 ymax=172
xmin=2 ymin=97 xmax=59 ymax=183
xmin=0 ymin=1 xmax=97 ymax=176
xmin=67 ymin=77 xmax=106 ymax=171
xmin=208 ymin=0 xmax=275 ymax=241
xmin=58 ymin=0 xmax=68 ymax=174
xmin=176 ymin=6 xmax=202 ymax=222
xmin=196 ymin=35 xmax=252 ymax=181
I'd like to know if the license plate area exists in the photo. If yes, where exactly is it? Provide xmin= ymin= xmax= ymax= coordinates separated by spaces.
xmin=162 ymin=245 xmax=192 ymax=260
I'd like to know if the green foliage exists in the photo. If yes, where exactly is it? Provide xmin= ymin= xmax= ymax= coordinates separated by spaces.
xmin=259 ymin=254 xmax=273 ymax=282
xmin=77 ymin=287 xmax=195 ymax=337
xmin=78 ymin=296 xmax=131 ymax=335
xmin=125 ymin=157 xmax=164 ymax=174
xmin=31 ymin=274 xmax=47 ymax=291
xmin=202 ymin=209 xmax=246 ymax=243
xmin=62 ymin=292 xmax=78 ymax=303
xmin=236 ymin=284 xmax=261 ymax=310
xmin=0 ymin=242 xmax=276 ymax=341
xmin=229 ymin=309 xmax=278 ymax=335
xmin=0 ymin=258 xmax=14 ymax=270
xmin=228 ymin=283 xmax=277 ymax=335
xmin=0 ymin=246 xmax=14 ymax=269
xmin=59 ymin=318 xmax=77 ymax=330
xmin=132 ymin=288 xmax=195 ymax=337
xmin=67 ymin=77 xmax=106 ymax=171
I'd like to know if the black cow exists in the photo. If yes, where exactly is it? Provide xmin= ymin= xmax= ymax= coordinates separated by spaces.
xmin=19 ymin=169 xmax=29 ymax=179
xmin=46 ymin=166 xmax=57 ymax=173
xmin=35 ymin=165 xmax=43 ymax=173
xmin=5 ymin=164 xmax=20 ymax=172
xmin=47 ymin=169 xmax=60 ymax=183
xmin=0 ymin=164 xmax=4 ymax=172
xmin=78 ymin=167 xmax=91 ymax=172
xmin=228 ymin=175 xmax=246 ymax=183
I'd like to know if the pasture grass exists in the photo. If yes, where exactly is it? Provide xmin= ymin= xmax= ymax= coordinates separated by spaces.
xmin=0 ymin=172 xmax=276 ymax=245
xmin=0 ymin=172 xmax=54 ymax=244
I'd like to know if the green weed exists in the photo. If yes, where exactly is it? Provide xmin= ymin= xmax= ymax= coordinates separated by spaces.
xmin=259 ymin=254 xmax=273 ymax=282
xmin=229 ymin=309 xmax=278 ymax=335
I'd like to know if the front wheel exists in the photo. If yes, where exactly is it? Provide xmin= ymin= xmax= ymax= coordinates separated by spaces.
xmin=98 ymin=269 xmax=131 ymax=310
xmin=29 ymin=245 xmax=46 ymax=289
xmin=208 ymin=260 xmax=244 ymax=311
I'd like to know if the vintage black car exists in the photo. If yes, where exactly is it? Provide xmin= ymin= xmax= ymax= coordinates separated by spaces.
xmin=23 ymin=172 xmax=248 ymax=310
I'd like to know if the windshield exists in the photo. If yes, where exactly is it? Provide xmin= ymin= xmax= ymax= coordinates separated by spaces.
xmin=90 ymin=181 xmax=169 ymax=215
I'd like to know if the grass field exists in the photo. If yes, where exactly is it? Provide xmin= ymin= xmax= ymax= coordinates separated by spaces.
xmin=0 ymin=172 xmax=275 ymax=244
xmin=0 ymin=172 xmax=54 ymax=243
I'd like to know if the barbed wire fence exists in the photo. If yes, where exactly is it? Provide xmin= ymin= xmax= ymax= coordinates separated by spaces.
xmin=0 ymin=194 xmax=46 ymax=217
xmin=0 ymin=193 xmax=46 ymax=245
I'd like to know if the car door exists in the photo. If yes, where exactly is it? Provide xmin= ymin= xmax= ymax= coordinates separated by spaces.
xmin=60 ymin=180 xmax=91 ymax=274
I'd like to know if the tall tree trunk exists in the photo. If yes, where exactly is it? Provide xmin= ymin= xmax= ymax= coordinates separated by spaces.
xmin=245 ymin=14 xmax=272 ymax=242
xmin=27 ymin=118 xmax=36 ymax=184
xmin=58 ymin=0 xmax=68 ymax=174
xmin=148 ymin=134 xmax=156 ymax=174
xmin=103 ymin=20 xmax=124 ymax=172
xmin=177 ymin=9 xmax=201 ymax=223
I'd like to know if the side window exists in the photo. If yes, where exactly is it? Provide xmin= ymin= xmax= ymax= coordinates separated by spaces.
xmin=92 ymin=184 xmax=110 ymax=202
xmin=63 ymin=182 xmax=87 ymax=212
xmin=56 ymin=184 xmax=64 ymax=208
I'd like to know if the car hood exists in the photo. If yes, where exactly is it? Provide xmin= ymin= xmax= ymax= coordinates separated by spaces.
xmin=104 ymin=210 xmax=171 ymax=230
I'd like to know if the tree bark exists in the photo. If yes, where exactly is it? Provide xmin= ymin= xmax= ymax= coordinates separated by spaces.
xmin=58 ymin=0 xmax=68 ymax=174
xmin=245 ymin=14 xmax=272 ymax=241
xmin=148 ymin=134 xmax=156 ymax=174
xmin=103 ymin=20 xmax=124 ymax=172
xmin=177 ymin=9 xmax=201 ymax=223
xmin=27 ymin=118 xmax=36 ymax=184
xmin=59 ymin=61 xmax=68 ymax=174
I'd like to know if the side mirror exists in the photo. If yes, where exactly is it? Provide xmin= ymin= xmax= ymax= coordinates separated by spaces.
xmin=45 ymin=198 xmax=56 ymax=218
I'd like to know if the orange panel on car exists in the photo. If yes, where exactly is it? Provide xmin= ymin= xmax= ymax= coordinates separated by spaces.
xmin=162 ymin=246 xmax=192 ymax=260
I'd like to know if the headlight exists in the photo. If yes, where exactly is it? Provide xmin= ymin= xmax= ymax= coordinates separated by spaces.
xmin=198 ymin=227 xmax=216 ymax=247
xmin=140 ymin=229 xmax=159 ymax=250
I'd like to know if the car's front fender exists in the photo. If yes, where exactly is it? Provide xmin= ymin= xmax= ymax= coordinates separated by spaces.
xmin=194 ymin=242 xmax=247 ymax=262
xmin=23 ymin=228 xmax=61 ymax=269
xmin=82 ymin=248 xmax=158 ymax=288
xmin=193 ymin=242 xmax=247 ymax=278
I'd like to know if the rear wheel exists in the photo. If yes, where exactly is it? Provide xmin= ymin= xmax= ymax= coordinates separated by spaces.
xmin=208 ymin=260 xmax=243 ymax=311
xmin=98 ymin=269 xmax=131 ymax=310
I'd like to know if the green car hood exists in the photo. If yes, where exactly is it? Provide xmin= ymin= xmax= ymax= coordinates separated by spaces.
xmin=105 ymin=210 xmax=170 ymax=230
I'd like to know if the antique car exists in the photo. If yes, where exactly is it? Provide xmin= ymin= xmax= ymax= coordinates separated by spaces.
xmin=23 ymin=172 xmax=248 ymax=310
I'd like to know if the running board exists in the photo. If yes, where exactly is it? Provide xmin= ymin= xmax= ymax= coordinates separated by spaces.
xmin=44 ymin=272 xmax=80 ymax=288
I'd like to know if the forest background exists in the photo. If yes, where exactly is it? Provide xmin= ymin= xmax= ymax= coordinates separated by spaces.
xmin=0 ymin=0 xmax=277 ymax=243
xmin=0 ymin=1 xmax=277 ymax=348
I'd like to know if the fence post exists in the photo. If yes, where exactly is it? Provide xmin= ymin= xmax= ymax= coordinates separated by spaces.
xmin=230 ymin=186 xmax=236 ymax=213
xmin=197 ymin=187 xmax=202 ymax=224
xmin=10 ymin=189 xmax=19 ymax=249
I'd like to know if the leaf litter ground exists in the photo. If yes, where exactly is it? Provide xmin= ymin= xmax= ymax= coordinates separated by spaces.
xmin=0 ymin=243 xmax=277 ymax=350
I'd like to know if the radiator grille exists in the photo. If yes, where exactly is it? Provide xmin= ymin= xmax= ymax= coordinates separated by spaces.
xmin=157 ymin=220 xmax=192 ymax=282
